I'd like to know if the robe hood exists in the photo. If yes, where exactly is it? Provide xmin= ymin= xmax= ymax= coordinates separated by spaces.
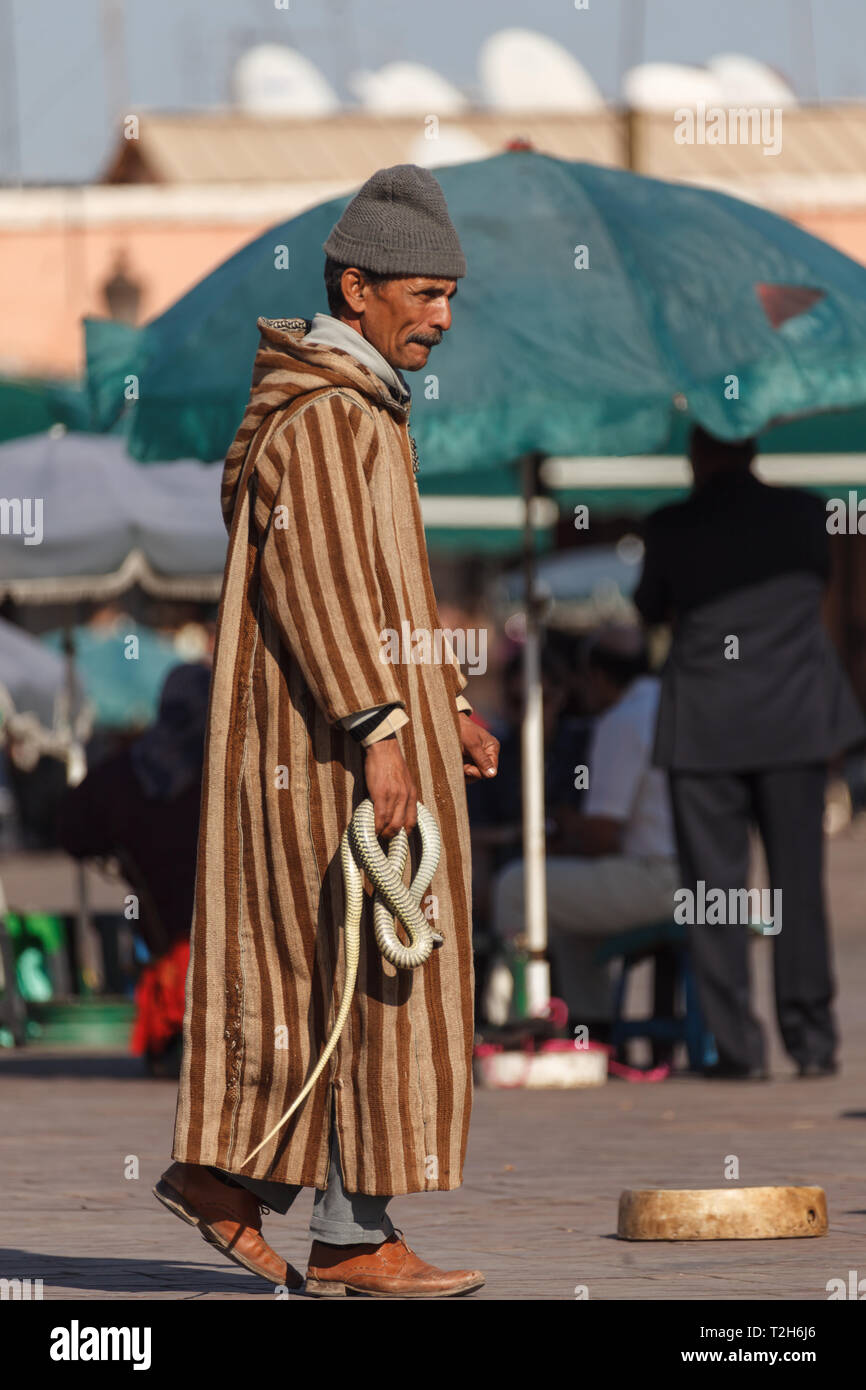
xmin=221 ymin=315 xmax=411 ymax=530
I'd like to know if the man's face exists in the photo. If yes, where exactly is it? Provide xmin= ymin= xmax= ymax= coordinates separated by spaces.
xmin=341 ymin=272 xmax=457 ymax=371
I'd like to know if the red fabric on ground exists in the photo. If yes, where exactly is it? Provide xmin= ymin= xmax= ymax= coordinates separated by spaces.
xmin=130 ymin=940 xmax=190 ymax=1056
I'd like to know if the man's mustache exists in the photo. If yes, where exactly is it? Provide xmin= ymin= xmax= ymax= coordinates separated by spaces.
xmin=406 ymin=332 xmax=442 ymax=347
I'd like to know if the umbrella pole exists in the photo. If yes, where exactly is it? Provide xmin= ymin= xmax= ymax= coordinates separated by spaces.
xmin=520 ymin=453 xmax=550 ymax=1016
xmin=62 ymin=625 xmax=100 ymax=994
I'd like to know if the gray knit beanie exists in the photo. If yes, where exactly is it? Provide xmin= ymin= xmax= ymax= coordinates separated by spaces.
xmin=323 ymin=164 xmax=466 ymax=278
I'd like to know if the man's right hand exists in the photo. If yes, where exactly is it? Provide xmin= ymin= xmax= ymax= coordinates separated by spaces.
xmin=364 ymin=737 xmax=418 ymax=838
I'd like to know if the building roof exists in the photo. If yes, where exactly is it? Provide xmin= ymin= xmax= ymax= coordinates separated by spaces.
xmin=102 ymin=106 xmax=866 ymax=202
xmin=103 ymin=110 xmax=624 ymax=185
xmin=637 ymin=106 xmax=866 ymax=176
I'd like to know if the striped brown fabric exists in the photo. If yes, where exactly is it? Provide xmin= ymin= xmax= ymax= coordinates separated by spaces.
xmin=171 ymin=317 xmax=474 ymax=1195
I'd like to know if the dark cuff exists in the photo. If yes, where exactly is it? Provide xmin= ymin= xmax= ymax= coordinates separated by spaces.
xmin=346 ymin=703 xmax=403 ymax=745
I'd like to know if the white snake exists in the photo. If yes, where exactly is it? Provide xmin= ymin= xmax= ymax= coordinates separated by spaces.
xmin=238 ymin=798 xmax=442 ymax=1168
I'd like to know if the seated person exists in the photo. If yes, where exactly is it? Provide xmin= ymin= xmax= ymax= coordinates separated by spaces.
xmin=490 ymin=626 xmax=679 ymax=1036
xmin=468 ymin=648 xmax=591 ymax=872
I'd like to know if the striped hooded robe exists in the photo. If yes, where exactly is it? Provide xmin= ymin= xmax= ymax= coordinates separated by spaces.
xmin=171 ymin=316 xmax=474 ymax=1195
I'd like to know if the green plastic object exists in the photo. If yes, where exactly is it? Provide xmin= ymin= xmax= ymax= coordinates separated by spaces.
xmin=5 ymin=913 xmax=67 ymax=1002
xmin=5 ymin=912 xmax=67 ymax=955
xmin=509 ymin=949 xmax=528 ymax=1020
xmin=16 ymin=947 xmax=52 ymax=1002
xmin=26 ymin=999 xmax=136 ymax=1049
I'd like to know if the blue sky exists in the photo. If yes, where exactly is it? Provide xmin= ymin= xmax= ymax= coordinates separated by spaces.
xmin=2 ymin=0 xmax=865 ymax=183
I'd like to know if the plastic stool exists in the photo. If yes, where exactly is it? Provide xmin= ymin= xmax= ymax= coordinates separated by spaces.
xmin=594 ymin=920 xmax=716 ymax=1072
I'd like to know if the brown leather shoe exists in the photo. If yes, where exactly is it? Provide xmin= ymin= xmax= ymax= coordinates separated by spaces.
xmin=305 ymin=1230 xmax=485 ymax=1298
xmin=154 ymin=1162 xmax=303 ymax=1288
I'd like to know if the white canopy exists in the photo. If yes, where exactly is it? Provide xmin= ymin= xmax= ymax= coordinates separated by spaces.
xmin=0 ymin=432 xmax=227 ymax=601
xmin=0 ymin=616 xmax=93 ymax=768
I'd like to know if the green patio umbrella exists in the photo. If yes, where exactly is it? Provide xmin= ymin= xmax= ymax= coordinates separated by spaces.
xmin=86 ymin=150 xmax=866 ymax=471
xmin=83 ymin=149 xmax=866 ymax=1018
xmin=0 ymin=376 xmax=91 ymax=444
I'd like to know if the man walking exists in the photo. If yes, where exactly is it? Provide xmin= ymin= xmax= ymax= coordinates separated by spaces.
xmin=155 ymin=165 xmax=499 ymax=1296
xmin=635 ymin=426 xmax=865 ymax=1079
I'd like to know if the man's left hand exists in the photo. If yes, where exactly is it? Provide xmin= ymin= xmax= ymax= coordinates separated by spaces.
xmin=459 ymin=712 xmax=499 ymax=782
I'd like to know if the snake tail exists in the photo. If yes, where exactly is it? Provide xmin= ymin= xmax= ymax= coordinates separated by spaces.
xmin=236 ymin=798 xmax=440 ymax=1169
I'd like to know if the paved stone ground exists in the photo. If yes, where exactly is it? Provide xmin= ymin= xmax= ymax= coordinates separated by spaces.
xmin=2 ymin=826 xmax=866 ymax=1301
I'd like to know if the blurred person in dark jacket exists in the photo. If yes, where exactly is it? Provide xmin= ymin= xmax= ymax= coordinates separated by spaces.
xmin=635 ymin=425 xmax=866 ymax=1079
xmin=56 ymin=662 xmax=211 ymax=1076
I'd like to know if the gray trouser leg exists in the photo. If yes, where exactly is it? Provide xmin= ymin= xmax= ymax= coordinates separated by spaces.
xmin=309 ymin=1105 xmax=395 ymax=1246
xmin=216 ymin=1169 xmax=303 ymax=1216
xmin=214 ymin=1096 xmax=394 ymax=1244
xmin=668 ymin=771 xmax=766 ymax=1071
